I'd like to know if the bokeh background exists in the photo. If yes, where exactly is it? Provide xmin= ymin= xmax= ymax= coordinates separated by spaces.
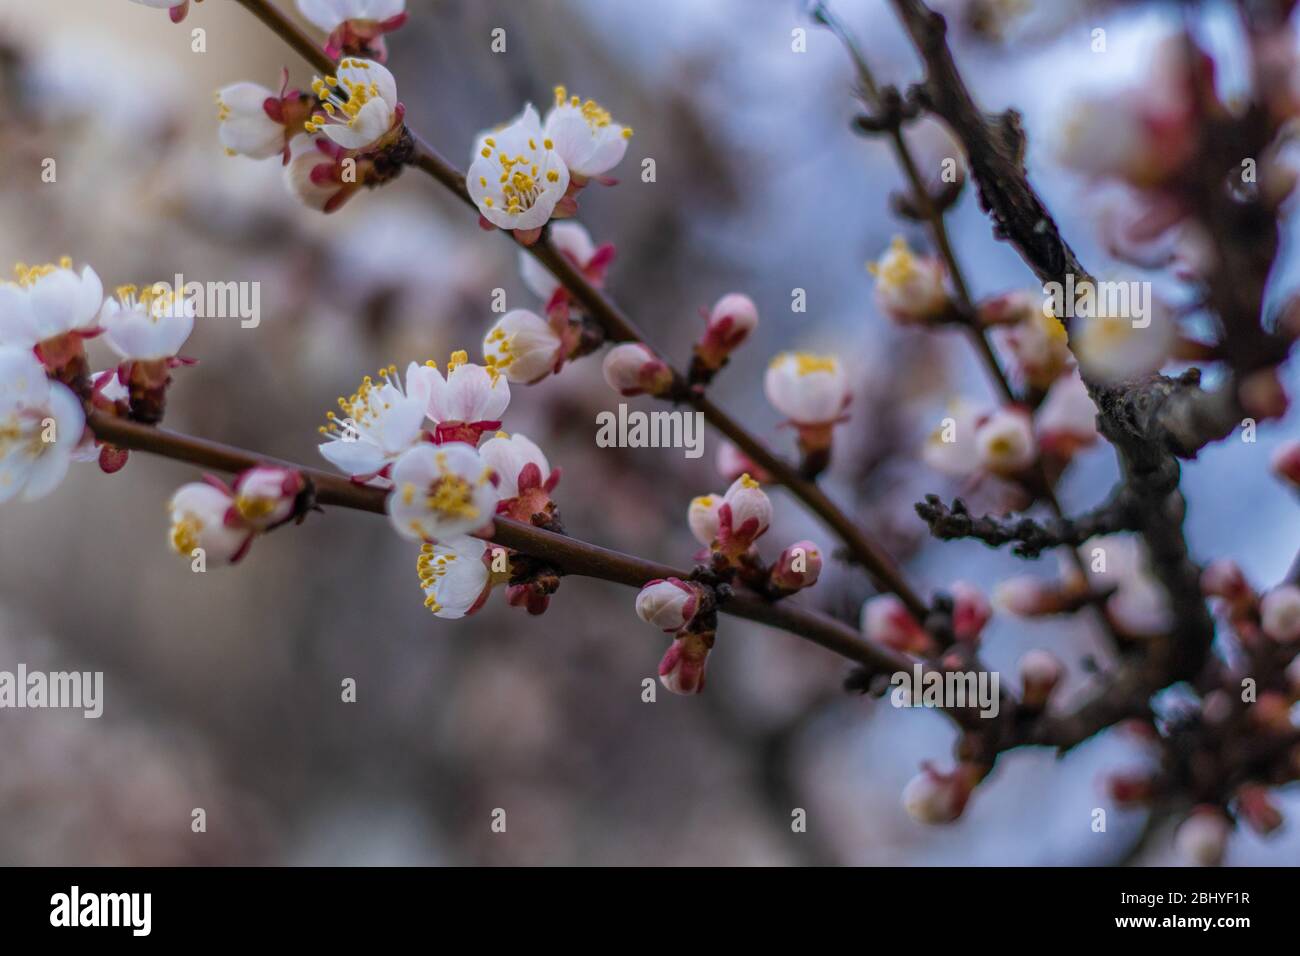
xmin=0 ymin=0 xmax=1297 ymax=865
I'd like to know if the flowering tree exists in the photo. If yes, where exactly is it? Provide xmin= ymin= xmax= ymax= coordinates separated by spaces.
xmin=3 ymin=0 xmax=1298 ymax=865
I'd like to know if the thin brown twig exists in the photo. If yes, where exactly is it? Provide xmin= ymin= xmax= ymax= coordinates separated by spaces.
xmin=816 ymin=2 xmax=1122 ymax=644
xmin=85 ymin=410 xmax=910 ymax=676
xmin=229 ymin=0 xmax=928 ymax=619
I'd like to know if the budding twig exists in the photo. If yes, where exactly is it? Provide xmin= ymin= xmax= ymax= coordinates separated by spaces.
xmin=85 ymin=410 xmax=912 ymax=675
xmin=915 ymin=492 xmax=1138 ymax=559
xmin=231 ymin=0 xmax=928 ymax=620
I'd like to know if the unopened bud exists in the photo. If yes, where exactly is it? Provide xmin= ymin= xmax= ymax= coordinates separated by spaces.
xmin=658 ymin=631 xmax=712 ymax=695
xmin=949 ymin=581 xmax=991 ymax=644
xmin=230 ymin=466 xmax=304 ymax=532
xmin=601 ymin=343 xmax=673 ymax=397
xmin=861 ymin=594 xmax=932 ymax=655
xmin=1018 ymin=649 xmax=1063 ymax=711
xmin=694 ymin=292 xmax=758 ymax=371
xmin=635 ymin=578 xmax=701 ymax=632
xmin=768 ymin=540 xmax=823 ymax=595
xmin=1175 ymin=806 xmax=1230 ymax=866
xmin=1260 ymin=584 xmax=1300 ymax=644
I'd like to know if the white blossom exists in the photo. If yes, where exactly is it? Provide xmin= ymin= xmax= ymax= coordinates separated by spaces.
xmin=0 ymin=259 xmax=103 ymax=348
xmin=763 ymin=352 xmax=850 ymax=425
xmin=483 ymin=309 xmax=566 ymax=384
xmin=0 ymin=348 xmax=84 ymax=503
xmin=386 ymin=442 xmax=500 ymax=542
xmin=99 ymin=283 xmax=195 ymax=361
xmin=167 ymin=482 xmax=251 ymax=564
xmin=318 ymin=362 xmax=435 ymax=480
xmin=478 ymin=432 xmax=550 ymax=499
xmin=417 ymin=534 xmax=493 ymax=619
xmin=305 ymin=58 xmax=401 ymax=151
xmin=423 ymin=352 xmax=510 ymax=442
xmin=543 ymin=85 xmax=632 ymax=180
xmin=297 ymin=0 xmax=405 ymax=32
xmin=216 ymin=82 xmax=286 ymax=160
xmin=468 ymin=105 xmax=570 ymax=232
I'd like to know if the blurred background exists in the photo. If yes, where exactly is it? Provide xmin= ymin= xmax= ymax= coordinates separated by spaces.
xmin=0 ymin=0 xmax=1296 ymax=865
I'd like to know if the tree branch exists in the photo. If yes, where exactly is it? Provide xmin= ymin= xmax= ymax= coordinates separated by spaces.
xmin=230 ymin=0 xmax=927 ymax=618
xmin=915 ymin=491 xmax=1137 ymax=558
xmin=86 ymin=410 xmax=914 ymax=677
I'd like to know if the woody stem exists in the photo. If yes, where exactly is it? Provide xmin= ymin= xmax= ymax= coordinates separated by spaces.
xmin=230 ymin=0 xmax=928 ymax=619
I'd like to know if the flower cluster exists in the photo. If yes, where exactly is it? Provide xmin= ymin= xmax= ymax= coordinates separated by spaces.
xmin=167 ymin=468 xmax=307 ymax=565
xmin=860 ymin=582 xmax=990 ymax=658
xmin=468 ymin=87 xmax=632 ymax=244
xmin=316 ymin=351 xmax=562 ymax=619
xmin=218 ymin=57 xmax=407 ymax=214
xmin=633 ymin=471 xmax=824 ymax=695
xmin=996 ymin=535 xmax=1173 ymax=640
xmin=483 ymin=222 xmax=622 ymax=387
xmin=0 ymin=258 xmax=196 ymax=477
xmin=922 ymin=379 xmax=1098 ymax=496
xmin=1077 ymin=558 xmax=1300 ymax=864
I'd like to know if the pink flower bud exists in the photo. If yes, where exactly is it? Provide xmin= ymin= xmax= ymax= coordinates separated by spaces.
xmin=868 ymin=236 xmax=950 ymax=325
xmin=1260 ymin=584 xmax=1300 ymax=643
xmin=768 ymin=540 xmax=823 ymax=594
xmin=1236 ymin=784 xmax=1284 ymax=836
xmin=230 ymin=466 xmax=304 ymax=532
xmin=658 ymin=631 xmax=712 ymax=695
xmin=901 ymin=762 xmax=977 ymax=824
xmin=601 ymin=343 xmax=673 ymax=397
xmin=1271 ymin=440 xmax=1300 ymax=489
xmin=949 ymin=581 xmax=991 ymax=643
xmin=635 ymin=578 xmax=701 ymax=632
xmin=974 ymin=406 xmax=1035 ymax=476
xmin=1200 ymin=559 xmax=1251 ymax=602
xmin=715 ymin=440 xmax=772 ymax=483
xmin=505 ymin=581 xmax=550 ymax=616
xmin=1175 ymin=807 xmax=1230 ymax=867
xmin=714 ymin=474 xmax=772 ymax=558
xmin=694 ymin=292 xmax=758 ymax=370
xmin=1018 ymin=649 xmax=1063 ymax=710
xmin=860 ymin=594 xmax=932 ymax=655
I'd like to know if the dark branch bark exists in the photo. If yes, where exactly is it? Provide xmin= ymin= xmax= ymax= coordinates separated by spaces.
xmin=915 ymin=492 xmax=1137 ymax=558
